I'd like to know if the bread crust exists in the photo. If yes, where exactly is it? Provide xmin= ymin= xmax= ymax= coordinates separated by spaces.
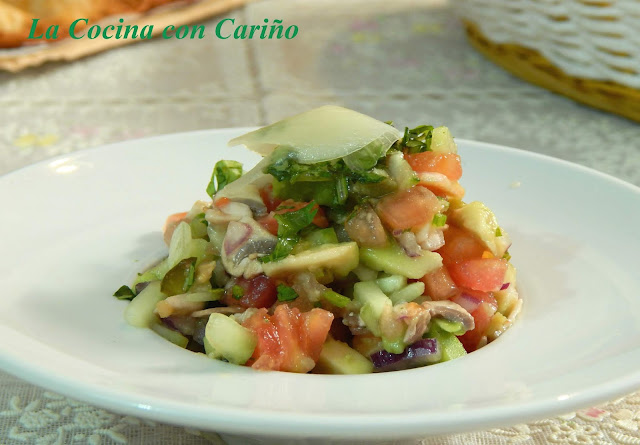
xmin=0 ymin=0 xmax=186 ymax=48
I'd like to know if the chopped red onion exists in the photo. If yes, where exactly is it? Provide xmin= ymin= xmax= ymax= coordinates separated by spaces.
xmin=370 ymin=338 xmax=441 ymax=372
xmin=223 ymin=222 xmax=253 ymax=255
xmin=500 ymin=282 xmax=510 ymax=291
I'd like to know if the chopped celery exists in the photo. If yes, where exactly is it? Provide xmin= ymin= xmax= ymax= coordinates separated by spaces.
xmin=432 ymin=213 xmax=447 ymax=227
xmin=322 ymin=290 xmax=351 ymax=308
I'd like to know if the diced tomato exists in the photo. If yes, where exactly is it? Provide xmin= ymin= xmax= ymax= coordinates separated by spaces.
xmin=242 ymin=308 xmax=280 ymax=370
xmin=163 ymin=211 xmax=188 ymax=245
xmin=437 ymin=226 xmax=485 ymax=266
xmin=420 ymin=266 xmax=458 ymax=300
xmin=275 ymin=199 xmax=329 ymax=228
xmin=375 ymin=187 xmax=440 ymax=231
xmin=405 ymin=152 xmax=462 ymax=181
xmin=222 ymin=275 xmax=277 ymax=309
xmin=243 ymin=305 xmax=334 ymax=373
xmin=259 ymin=184 xmax=282 ymax=213
xmin=449 ymin=258 xmax=508 ymax=292
xmin=257 ymin=212 xmax=279 ymax=236
xmin=459 ymin=302 xmax=494 ymax=352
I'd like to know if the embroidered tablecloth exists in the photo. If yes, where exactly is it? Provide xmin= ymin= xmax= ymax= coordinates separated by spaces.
xmin=1 ymin=1 xmax=640 ymax=444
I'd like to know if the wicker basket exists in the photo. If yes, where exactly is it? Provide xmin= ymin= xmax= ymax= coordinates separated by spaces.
xmin=456 ymin=0 xmax=640 ymax=122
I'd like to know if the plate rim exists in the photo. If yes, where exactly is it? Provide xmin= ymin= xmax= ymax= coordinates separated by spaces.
xmin=1 ymin=128 xmax=640 ymax=439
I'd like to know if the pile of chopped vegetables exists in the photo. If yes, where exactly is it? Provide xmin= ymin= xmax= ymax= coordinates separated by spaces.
xmin=114 ymin=106 xmax=521 ymax=374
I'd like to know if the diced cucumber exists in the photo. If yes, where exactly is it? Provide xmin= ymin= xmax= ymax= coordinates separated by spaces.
xmin=305 ymin=227 xmax=339 ymax=246
xmin=124 ymin=281 xmax=166 ymax=328
xmin=353 ymin=281 xmax=407 ymax=354
xmin=376 ymin=274 xmax=407 ymax=294
xmin=353 ymin=281 xmax=391 ymax=338
xmin=426 ymin=324 xmax=466 ymax=362
xmin=430 ymin=126 xmax=457 ymax=154
xmin=433 ymin=318 xmax=465 ymax=335
xmin=360 ymin=241 xmax=442 ymax=279
xmin=205 ymin=313 xmax=257 ymax=365
xmin=189 ymin=214 xmax=209 ymax=239
xmin=387 ymin=151 xmax=419 ymax=190
xmin=352 ymin=264 xmax=378 ymax=282
xmin=388 ymin=281 xmax=425 ymax=304
xmin=262 ymin=242 xmax=359 ymax=278
xmin=314 ymin=339 xmax=373 ymax=374
xmin=151 ymin=322 xmax=189 ymax=348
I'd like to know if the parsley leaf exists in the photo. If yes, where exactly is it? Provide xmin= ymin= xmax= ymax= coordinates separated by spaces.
xmin=259 ymin=201 xmax=318 ymax=263
xmin=206 ymin=160 xmax=243 ymax=197
xmin=276 ymin=284 xmax=298 ymax=302
xmin=113 ymin=285 xmax=136 ymax=300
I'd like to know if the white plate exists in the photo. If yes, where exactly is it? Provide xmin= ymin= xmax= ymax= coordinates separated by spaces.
xmin=1 ymin=129 xmax=640 ymax=441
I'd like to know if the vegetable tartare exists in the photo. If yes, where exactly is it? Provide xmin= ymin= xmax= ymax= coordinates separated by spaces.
xmin=114 ymin=106 xmax=522 ymax=374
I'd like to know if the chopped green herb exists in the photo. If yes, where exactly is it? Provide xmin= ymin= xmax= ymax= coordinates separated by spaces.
xmin=260 ymin=201 xmax=319 ymax=263
xmin=206 ymin=160 xmax=243 ymax=197
xmin=502 ymin=251 xmax=512 ymax=261
xmin=113 ymin=285 xmax=136 ymax=301
xmin=231 ymin=285 xmax=245 ymax=299
xmin=398 ymin=124 xmax=434 ymax=154
xmin=322 ymin=290 xmax=351 ymax=308
xmin=194 ymin=213 xmax=208 ymax=226
xmin=277 ymin=284 xmax=299 ymax=302
xmin=432 ymin=213 xmax=447 ymax=227
xmin=495 ymin=227 xmax=503 ymax=237
xmin=265 ymin=148 xmax=391 ymax=207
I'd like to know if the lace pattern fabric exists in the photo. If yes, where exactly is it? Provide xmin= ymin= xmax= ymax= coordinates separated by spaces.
xmin=1 ymin=1 xmax=640 ymax=444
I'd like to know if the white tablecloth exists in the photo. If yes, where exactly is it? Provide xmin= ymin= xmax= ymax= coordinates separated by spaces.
xmin=1 ymin=1 xmax=640 ymax=443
